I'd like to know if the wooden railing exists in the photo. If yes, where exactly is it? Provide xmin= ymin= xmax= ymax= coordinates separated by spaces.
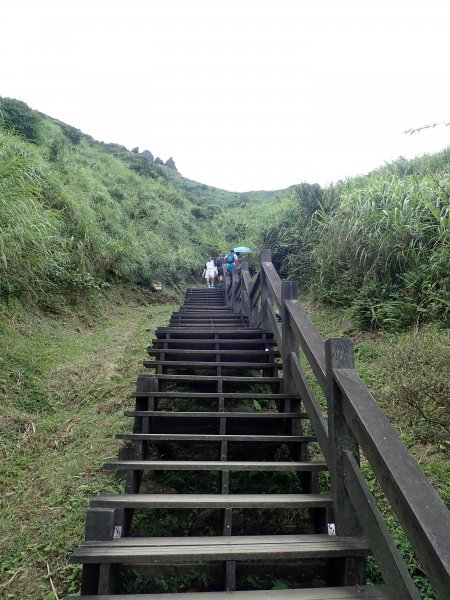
xmin=223 ymin=249 xmax=450 ymax=600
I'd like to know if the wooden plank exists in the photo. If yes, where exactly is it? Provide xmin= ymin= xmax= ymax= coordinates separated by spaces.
xmin=266 ymin=300 xmax=282 ymax=349
xmin=117 ymin=433 xmax=315 ymax=442
xmin=147 ymin=349 xmax=280 ymax=356
xmin=155 ymin=326 xmax=266 ymax=331
xmin=290 ymin=353 xmax=329 ymax=464
xmin=104 ymin=460 xmax=328 ymax=472
xmin=124 ymin=411 xmax=307 ymax=419
xmin=71 ymin=534 xmax=370 ymax=563
xmin=261 ymin=261 xmax=282 ymax=311
xmin=249 ymin=269 xmax=261 ymax=304
xmin=167 ymin=326 xmax=248 ymax=331
xmin=148 ymin=374 xmax=283 ymax=383
xmin=75 ymin=533 xmax=364 ymax=547
xmin=151 ymin=338 xmax=277 ymax=347
xmin=132 ymin=392 xmax=292 ymax=399
xmin=90 ymin=493 xmax=333 ymax=509
xmin=285 ymin=299 xmax=326 ymax=392
xmin=64 ymin=586 xmax=388 ymax=599
xmin=343 ymin=451 xmax=421 ymax=599
xmin=326 ymin=339 xmax=362 ymax=539
xmin=170 ymin=317 xmax=245 ymax=321
xmin=143 ymin=360 xmax=281 ymax=369
xmin=334 ymin=367 xmax=450 ymax=597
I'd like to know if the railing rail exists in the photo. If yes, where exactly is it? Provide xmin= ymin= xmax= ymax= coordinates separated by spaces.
xmin=224 ymin=249 xmax=450 ymax=600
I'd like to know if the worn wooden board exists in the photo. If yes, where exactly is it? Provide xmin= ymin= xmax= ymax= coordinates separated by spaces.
xmin=104 ymin=460 xmax=328 ymax=472
xmin=64 ymin=585 xmax=388 ymax=599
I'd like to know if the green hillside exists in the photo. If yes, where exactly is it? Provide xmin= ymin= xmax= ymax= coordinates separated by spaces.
xmin=0 ymin=97 xmax=449 ymax=599
xmin=0 ymin=97 xmax=285 ymax=309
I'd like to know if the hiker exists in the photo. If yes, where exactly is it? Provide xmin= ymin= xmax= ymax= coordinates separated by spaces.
xmin=214 ymin=251 xmax=224 ymax=284
xmin=225 ymin=249 xmax=237 ymax=272
xmin=202 ymin=255 xmax=216 ymax=288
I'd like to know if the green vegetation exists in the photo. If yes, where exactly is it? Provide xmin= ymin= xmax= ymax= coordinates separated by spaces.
xmin=1 ymin=98 xmax=448 ymax=598
xmin=302 ymin=299 xmax=449 ymax=600
xmin=0 ymin=287 xmax=177 ymax=599
xmin=245 ymin=155 xmax=450 ymax=330
xmin=0 ymin=97 xmax=232 ymax=308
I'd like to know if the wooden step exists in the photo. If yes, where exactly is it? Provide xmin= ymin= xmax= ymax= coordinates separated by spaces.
xmin=155 ymin=328 xmax=271 ymax=338
xmin=143 ymin=360 xmax=281 ymax=369
xmin=71 ymin=534 xmax=371 ymax=564
xmin=147 ymin=349 xmax=280 ymax=357
xmin=90 ymin=493 xmax=333 ymax=509
xmin=168 ymin=324 xmax=249 ymax=329
xmin=64 ymin=585 xmax=387 ymax=599
xmin=167 ymin=324 xmax=248 ymax=329
xmin=117 ymin=433 xmax=315 ymax=442
xmin=175 ymin=314 xmax=237 ymax=319
xmin=148 ymin=374 xmax=283 ymax=383
xmin=180 ymin=307 xmax=232 ymax=312
xmin=125 ymin=411 xmax=307 ymax=419
xmin=132 ymin=392 xmax=294 ymax=400
xmin=151 ymin=338 xmax=277 ymax=348
xmin=104 ymin=460 xmax=327 ymax=472
xmin=176 ymin=312 xmax=233 ymax=315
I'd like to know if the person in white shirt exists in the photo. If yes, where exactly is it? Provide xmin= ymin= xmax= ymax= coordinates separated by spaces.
xmin=202 ymin=256 xmax=216 ymax=288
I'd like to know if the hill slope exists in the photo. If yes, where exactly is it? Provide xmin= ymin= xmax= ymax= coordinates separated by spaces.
xmin=0 ymin=97 xmax=292 ymax=307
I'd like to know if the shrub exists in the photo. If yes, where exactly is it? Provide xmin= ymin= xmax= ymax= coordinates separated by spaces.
xmin=381 ymin=326 xmax=450 ymax=446
xmin=61 ymin=123 xmax=82 ymax=144
xmin=0 ymin=97 xmax=42 ymax=143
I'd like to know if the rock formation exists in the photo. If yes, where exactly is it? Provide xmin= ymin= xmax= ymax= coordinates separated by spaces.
xmin=165 ymin=157 xmax=177 ymax=170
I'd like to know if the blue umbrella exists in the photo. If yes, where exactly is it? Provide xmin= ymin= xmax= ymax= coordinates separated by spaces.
xmin=234 ymin=246 xmax=251 ymax=253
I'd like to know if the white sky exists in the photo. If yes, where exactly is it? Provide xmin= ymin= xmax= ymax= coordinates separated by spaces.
xmin=1 ymin=0 xmax=449 ymax=191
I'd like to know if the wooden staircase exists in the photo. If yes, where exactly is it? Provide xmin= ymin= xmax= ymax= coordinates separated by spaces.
xmin=66 ymin=286 xmax=380 ymax=599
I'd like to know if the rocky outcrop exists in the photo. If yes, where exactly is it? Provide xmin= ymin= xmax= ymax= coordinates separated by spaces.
xmin=141 ymin=149 xmax=154 ymax=161
xmin=165 ymin=157 xmax=177 ymax=170
xmin=130 ymin=147 xmax=177 ymax=171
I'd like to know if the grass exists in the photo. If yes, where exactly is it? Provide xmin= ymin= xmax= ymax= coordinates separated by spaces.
xmin=301 ymin=296 xmax=449 ymax=501
xmin=0 ymin=287 xmax=177 ymax=599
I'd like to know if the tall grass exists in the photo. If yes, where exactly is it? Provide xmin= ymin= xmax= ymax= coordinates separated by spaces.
xmin=0 ymin=99 xmax=228 ymax=306
xmin=311 ymin=170 xmax=449 ymax=328
xmin=0 ymin=132 xmax=69 ymax=297
xmin=244 ymin=152 xmax=450 ymax=330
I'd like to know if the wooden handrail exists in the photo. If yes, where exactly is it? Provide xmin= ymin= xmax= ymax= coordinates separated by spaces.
xmin=289 ymin=353 xmax=329 ymax=463
xmin=232 ymin=248 xmax=450 ymax=599
xmin=335 ymin=367 xmax=450 ymax=598
xmin=249 ymin=270 xmax=261 ymax=304
xmin=343 ymin=450 xmax=421 ymax=599
xmin=285 ymin=299 xmax=326 ymax=393
xmin=261 ymin=261 xmax=282 ymax=311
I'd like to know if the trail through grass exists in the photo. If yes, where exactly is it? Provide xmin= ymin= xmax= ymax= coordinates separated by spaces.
xmin=0 ymin=290 xmax=176 ymax=599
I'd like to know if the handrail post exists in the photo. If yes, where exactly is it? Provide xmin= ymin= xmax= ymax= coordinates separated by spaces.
xmin=249 ymin=272 xmax=260 ymax=328
xmin=223 ymin=268 xmax=230 ymax=307
xmin=281 ymin=282 xmax=298 ymax=395
xmin=231 ymin=269 xmax=239 ymax=313
xmin=260 ymin=249 xmax=271 ymax=329
xmin=326 ymin=338 xmax=364 ymax=585
xmin=240 ymin=262 xmax=250 ymax=317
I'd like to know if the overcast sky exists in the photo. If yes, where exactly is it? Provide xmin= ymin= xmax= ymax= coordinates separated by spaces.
xmin=1 ymin=0 xmax=449 ymax=191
